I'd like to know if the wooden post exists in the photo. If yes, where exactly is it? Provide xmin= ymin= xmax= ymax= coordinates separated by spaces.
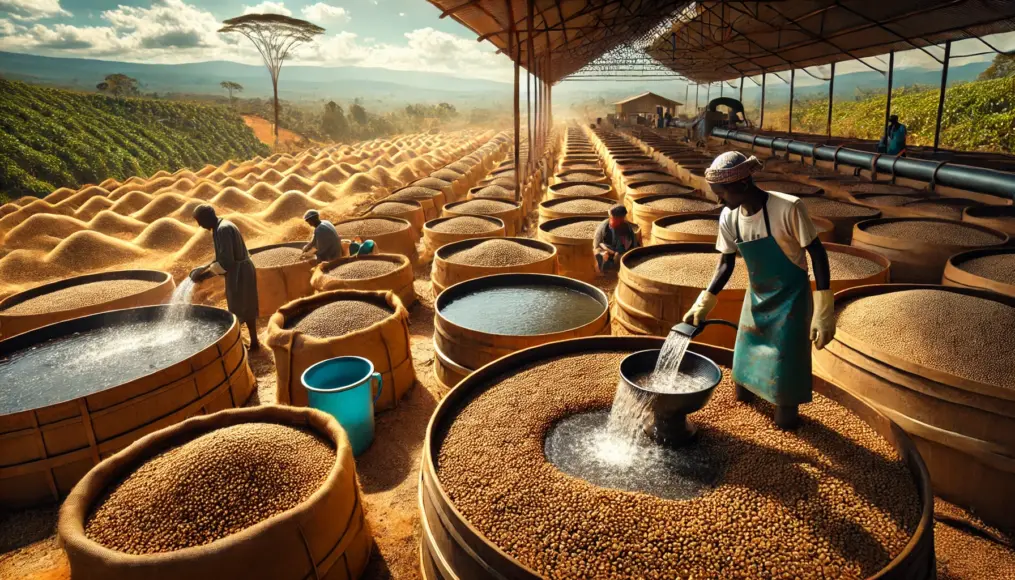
xmin=760 ymin=73 xmax=766 ymax=130
xmin=884 ymin=50 xmax=895 ymax=131
xmin=695 ymin=83 xmax=699 ymax=111
xmin=934 ymin=41 xmax=951 ymax=152
xmin=684 ymin=83 xmax=690 ymax=115
xmin=788 ymin=69 xmax=795 ymax=135
xmin=826 ymin=62 xmax=835 ymax=139
xmin=512 ymin=27 xmax=520 ymax=204
xmin=526 ymin=0 xmax=535 ymax=169
xmin=739 ymin=75 xmax=744 ymax=103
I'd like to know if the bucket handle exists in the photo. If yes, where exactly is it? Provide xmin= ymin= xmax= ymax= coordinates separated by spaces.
xmin=371 ymin=372 xmax=383 ymax=402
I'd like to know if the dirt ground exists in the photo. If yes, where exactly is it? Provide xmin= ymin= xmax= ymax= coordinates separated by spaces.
xmin=1 ymin=214 xmax=1014 ymax=579
xmin=243 ymin=115 xmax=307 ymax=147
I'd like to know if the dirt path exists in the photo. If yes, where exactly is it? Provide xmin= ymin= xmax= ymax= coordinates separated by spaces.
xmin=243 ymin=115 xmax=306 ymax=146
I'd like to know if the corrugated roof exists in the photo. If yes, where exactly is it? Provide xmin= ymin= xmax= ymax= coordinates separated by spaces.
xmin=427 ymin=1 xmax=1015 ymax=84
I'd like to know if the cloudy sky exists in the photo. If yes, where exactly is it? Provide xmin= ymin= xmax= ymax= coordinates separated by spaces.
xmin=0 ymin=0 xmax=517 ymax=81
xmin=1 ymin=1 xmax=1012 ymax=87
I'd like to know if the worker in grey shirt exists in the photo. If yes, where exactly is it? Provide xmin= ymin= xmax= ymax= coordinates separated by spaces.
xmin=301 ymin=209 xmax=341 ymax=262
xmin=593 ymin=204 xmax=640 ymax=274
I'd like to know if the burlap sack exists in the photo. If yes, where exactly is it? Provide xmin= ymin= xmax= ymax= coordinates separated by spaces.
xmin=267 ymin=289 xmax=415 ymax=412
xmin=58 ymin=405 xmax=372 ymax=580
xmin=310 ymin=254 xmax=416 ymax=309
xmin=250 ymin=242 xmax=316 ymax=318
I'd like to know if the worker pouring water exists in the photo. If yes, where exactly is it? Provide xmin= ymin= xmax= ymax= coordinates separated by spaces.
xmin=682 ymin=151 xmax=835 ymax=430
xmin=594 ymin=204 xmax=640 ymax=274
xmin=189 ymin=204 xmax=261 ymax=351
xmin=301 ymin=209 xmax=341 ymax=263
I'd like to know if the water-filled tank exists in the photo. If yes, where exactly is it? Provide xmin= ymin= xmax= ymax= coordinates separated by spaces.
xmin=851 ymin=217 xmax=1007 ymax=283
xmin=421 ymin=336 xmax=934 ymax=579
xmin=432 ymin=274 xmax=609 ymax=391
xmin=58 ymin=405 xmax=371 ymax=580
xmin=0 ymin=270 xmax=174 ymax=340
xmin=430 ymin=237 xmax=557 ymax=297
xmin=0 ymin=304 xmax=254 ymax=508
xmin=814 ymin=283 xmax=1015 ymax=529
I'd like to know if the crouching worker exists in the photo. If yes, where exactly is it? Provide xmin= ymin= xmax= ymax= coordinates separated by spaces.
xmin=301 ymin=209 xmax=341 ymax=263
xmin=189 ymin=204 xmax=260 ymax=351
xmin=682 ymin=151 xmax=834 ymax=429
xmin=594 ymin=204 xmax=640 ymax=274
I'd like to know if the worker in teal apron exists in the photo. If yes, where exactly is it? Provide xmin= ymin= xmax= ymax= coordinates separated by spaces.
xmin=682 ymin=151 xmax=835 ymax=429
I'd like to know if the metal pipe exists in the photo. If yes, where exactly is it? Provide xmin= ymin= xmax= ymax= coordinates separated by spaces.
xmin=788 ymin=69 xmax=795 ymax=135
xmin=934 ymin=41 xmax=952 ymax=152
xmin=884 ymin=50 xmax=895 ymax=130
xmin=511 ymin=24 xmax=520 ymax=204
xmin=711 ymin=128 xmax=1015 ymax=200
xmin=826 ymin=62 xmax=835 ymax=139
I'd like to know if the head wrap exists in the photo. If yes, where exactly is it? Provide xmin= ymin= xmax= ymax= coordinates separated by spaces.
xmin=303 ymin=209 xmax=320 ymax=221
xmin=704 ymin=151 xmax=763 ymax=184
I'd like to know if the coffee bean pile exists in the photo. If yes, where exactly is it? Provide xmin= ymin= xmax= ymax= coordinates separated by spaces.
xmin=430 ymin=216 xmax=501 ymax=234
xmin=641 ymin=197 xmax=719 ymax=212
xmin=557 ymin=171 xmax=606 ymax=182
xmin=863 ymin=220 xmax=1003 ymax=246
xmin=836 ymin=289 xmax=1014 ymax=390
xmin=250 ymin=247 xmax=307 ymax=268
xmin=546 ymin=219 xmax=601 ymax=239
xmin=665 ymin=219 xmax=719 ymax=236
xmin=956 ymin=252 xmax=1015 ymax=286
xmin=287 ymin=299 xmax=394 ymax=337
xmin=846 ymin=183 xmax=918 ymax=194
xmin=444 ymin=239 xmax=552 ymax=267
xmin=370 ymin=201 xmax=419 ymax=216
xmin=1 ymin=279 xmax=160 ymax=316
xmin=389 ymin=186 xmax=441 ymax=201
xmin=436 ymin=351 xmax=921 ymax=579
xmin=549 ymin=198 xmax=614 ymax=214
xmin=755 ymin=181 xmax=822 ymax=196
xmin=412 ymin=177 xmax=451 ymax=189
xmin=551 ymin=184 xmax=609 ymax=197
xmin=630 ymin=183 xmax=688 ymax=195
xmin=900 ymin=200 xmax=975 ymax=220
xmin=855 ymin=195 xmax=925 ymax=207
xmin=326 ymin=259 xmax=400 ymax=280
xmin=802 ymin=197 xmax=880 ymax=217
xmin=449 ymin=199 xmax=516 ymax=215
xmin=85 ymin=423 xmax=335 ymax=554
xmin=334 ymin=218 xmax=406 ymax=237
xmin=472 ymin=185 xmax=513 ymax=200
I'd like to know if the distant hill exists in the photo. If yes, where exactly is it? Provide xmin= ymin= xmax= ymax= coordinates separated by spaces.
xmin=0 ymin=79 xmax=267 ymax=198
xmin=0 ymin=51 xmax=510 ymax=105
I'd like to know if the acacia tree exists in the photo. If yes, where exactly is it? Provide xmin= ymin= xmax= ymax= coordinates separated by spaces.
xmin=219 ymin=14 xmax=324 ymax=145
xmin=97 ymin=74 xmax=140 ymax=98
xmin=220 ymin=81 xmax=244 ymax=106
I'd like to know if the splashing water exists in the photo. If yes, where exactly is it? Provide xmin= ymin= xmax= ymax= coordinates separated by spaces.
xmin=605 ymin=329 xmax=713 ymax=442
xmin=171 ymin=277 xmax=196 ymax=305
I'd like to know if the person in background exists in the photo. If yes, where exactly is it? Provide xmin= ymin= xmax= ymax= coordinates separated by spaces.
xmin=682 ymin=151 xmax=834 ymax=429
xmin=189 ymin=204 xmax=260 ymax=351
xmin=301 ymin=209 xmax=341 ymax=263
xmin=878 ymin=114 xmax=907 ymax=156
xmin=594 ymin=204 xmax=640 ymax=274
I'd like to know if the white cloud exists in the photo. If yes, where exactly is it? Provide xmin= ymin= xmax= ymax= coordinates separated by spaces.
xmin=243 ymin=2 xmax=292 ymax=16
xmin=301 ymin=3 xmax=349 ymax=24
xmin=0 ymin=3 xmax=513 ymax=82
xmin=0 ymin=0 xmax=70 ymax=21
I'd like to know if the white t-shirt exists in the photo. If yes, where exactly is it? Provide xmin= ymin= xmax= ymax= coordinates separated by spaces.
xmin=715 ymin=191 xmax=818 ymax=271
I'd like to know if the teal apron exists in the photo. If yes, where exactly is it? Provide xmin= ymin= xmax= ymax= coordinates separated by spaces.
xmin=731 ymin=203 xmax=813 ymax=406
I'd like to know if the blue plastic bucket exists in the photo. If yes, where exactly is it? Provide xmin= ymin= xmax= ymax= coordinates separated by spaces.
xmin=302 ymin=356 xmax=382 ymax=456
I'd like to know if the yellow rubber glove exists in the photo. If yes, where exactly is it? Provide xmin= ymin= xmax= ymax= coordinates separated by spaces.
xmin=208 ymin=261 xmax=226 ymax=276
xmin=811 ymin=289 xmax=836 ymax=350
xmin=682 ymin=291 xmax=718 ymax=326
